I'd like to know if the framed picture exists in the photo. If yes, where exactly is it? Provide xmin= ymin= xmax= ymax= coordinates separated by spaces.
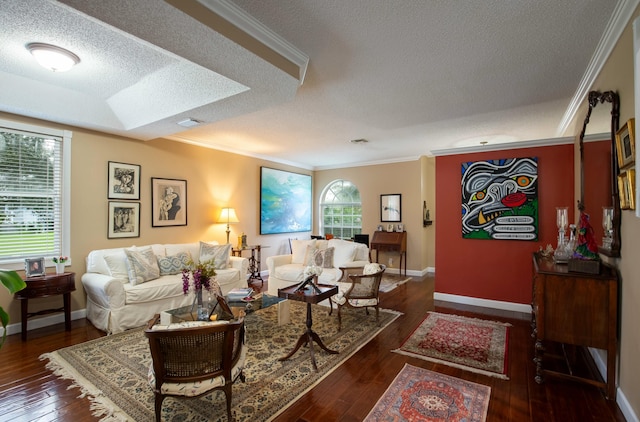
xmin=396 ymin=223 xmax=404 ymax=232
xmin=615 ymin=118 xmax=635 ymax=169
xmin=108 ymin=161 xmax=140 ymax=200
xmin=108 ymin=201 xmax=140 ymax=238
xmin=627 ymin=168 xmax=636 ymax=210
xmin=380 ymin=194 xmax=402 ymax=222
xmin=260 ymin=167 xmax=312 ymax=234
xmin=618 ymin=172 xmax=630 ymax=210
xmin=151 ymin=178 xmax=187 ymax=227
xmin=25 ymin=257 xmax=45 ymax=277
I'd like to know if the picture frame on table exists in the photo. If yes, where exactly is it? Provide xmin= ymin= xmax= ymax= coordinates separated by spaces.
xmin=108 ymin=201 xmax=140 ymax=238
xmin=380 ymin=194 xmax=402 ymax=222
xmin=107 ymin=161 xmax=140 ymax=200
xmin=151 ymin=178 xmax=187 ymax=227
xmin=25 ymin=257 xmax=45 ymax=278
xmin=626 ymin=168 xmax=636 ymax=210
xmin=615 ymin=118 xmax=635 ymax=169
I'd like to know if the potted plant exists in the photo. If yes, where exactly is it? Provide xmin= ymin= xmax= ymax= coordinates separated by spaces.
xmin=0 ymin=270 xmax=26 ymax=349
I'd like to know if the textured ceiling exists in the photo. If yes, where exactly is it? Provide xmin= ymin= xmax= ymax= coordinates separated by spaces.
xmin=0 ymin=0 xmax=628 ymax=169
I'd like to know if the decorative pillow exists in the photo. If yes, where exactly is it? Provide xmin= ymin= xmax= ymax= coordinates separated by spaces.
xmin=302 ymin=245 xmax=317 ymax=266
xmin=125 ymin=246 xmax=160 ymax=286
xmin=157 ymin=251 xmax=191 ymax=275
xmin=199 ymin=242 xmax=231 ymax=269
xmin=329 ymin=239 xmax=357 ymax=268
xmin=103 ymin=252 xmax=129 ymax=283
xmin=363 ymin=262 xmax=382 ymax=275
xmin=290 ymin=239 xmax=316 ymax=264
xmin=314 ymin=247 xmax=335 ymax=268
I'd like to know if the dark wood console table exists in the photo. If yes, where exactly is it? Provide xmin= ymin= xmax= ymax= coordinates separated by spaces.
xmin=232 ymin=245 xmax=267 ymax=286
xmin=370 ymin=231 xmax=407 ymax=276
xmin=531 ymin=253 xmax=618 ymax=400
xmin=15 ymin=272 xmax=76 ymax=341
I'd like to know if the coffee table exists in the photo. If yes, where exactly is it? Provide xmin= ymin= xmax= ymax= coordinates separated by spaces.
xmin=277 ymin=282 xmax=339 ymax=371
xmin=162 ymin=293 xmax=288 ymax=324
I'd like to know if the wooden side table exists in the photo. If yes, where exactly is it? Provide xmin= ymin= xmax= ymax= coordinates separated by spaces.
xmin=14 ymin=272 xmax=76 ymax=341
xmin=232 ymin=245 xmax=268 ymax=286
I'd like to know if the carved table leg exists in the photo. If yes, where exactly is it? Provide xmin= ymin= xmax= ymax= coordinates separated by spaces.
xmin=534 ymin=339 xmax=545 ymax=384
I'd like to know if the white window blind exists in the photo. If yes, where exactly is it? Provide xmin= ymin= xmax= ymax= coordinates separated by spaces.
xmin=0 ymin=123 xmax=68 ymax=263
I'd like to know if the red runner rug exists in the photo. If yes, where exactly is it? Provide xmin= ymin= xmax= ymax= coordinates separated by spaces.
xmin=393 ymin=311 xmax=510 ymax=379
xmin=364 ymin=363 xmax=491 ymax=422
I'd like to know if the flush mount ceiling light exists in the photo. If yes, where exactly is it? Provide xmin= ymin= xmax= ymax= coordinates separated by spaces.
xmin=349 ymin=138 xmax=368 ymax=144
xmin=177 ymin=118 xmax=203 ymax=128
xmin=26 ymin=42 xmax=80 ymax=72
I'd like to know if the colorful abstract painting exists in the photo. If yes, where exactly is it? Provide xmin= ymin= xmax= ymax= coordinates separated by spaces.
xmin=461 ymin=157 xmax=538 ymax=240
xmin=260 ymin=167 xmax=312 ymax=234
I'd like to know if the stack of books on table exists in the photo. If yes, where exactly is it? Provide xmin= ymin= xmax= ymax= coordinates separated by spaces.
xmin=227 ymin=287 xmax=254 ymax=300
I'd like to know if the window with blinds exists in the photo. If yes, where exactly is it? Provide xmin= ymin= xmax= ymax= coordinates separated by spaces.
xmin=0 ymin=122 xmax=70 ymax=264
xmin=320 ymin=180 xmax=362 ymax=239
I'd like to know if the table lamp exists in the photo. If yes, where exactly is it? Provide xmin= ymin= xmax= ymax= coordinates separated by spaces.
xmin=218 ymin=207 xmax=239 ymax=244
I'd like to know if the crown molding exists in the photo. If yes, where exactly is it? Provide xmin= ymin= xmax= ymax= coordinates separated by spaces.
xmin=556 ymin=0 xmax=640 ymax=137
xmin=430 ymin=136 xmax=575 ymax=157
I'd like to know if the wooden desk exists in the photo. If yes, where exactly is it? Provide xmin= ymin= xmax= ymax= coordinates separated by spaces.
xmin=531 ymin=253 xmax=618 ymax=400
xmin=15 ymin=272 xmax=76 ymax=341
xmin=370 ymin=231 xmax=407 ymax=276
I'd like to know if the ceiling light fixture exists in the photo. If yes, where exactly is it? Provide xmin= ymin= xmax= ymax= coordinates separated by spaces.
xmin=26 ymin=42 xmax=80 ymax=72
xmin=349 ymin=138 xmax=368 ymax=144
xmin=177 ymin=118 xmax=202 ymax=128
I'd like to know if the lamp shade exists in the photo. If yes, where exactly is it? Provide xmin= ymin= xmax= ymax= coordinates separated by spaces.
xmin=217 ymin=207 xmax=239 ymax=224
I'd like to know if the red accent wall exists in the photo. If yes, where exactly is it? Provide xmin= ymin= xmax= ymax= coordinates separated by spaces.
xmin=435 ymin=144 xmax=574 ymax=304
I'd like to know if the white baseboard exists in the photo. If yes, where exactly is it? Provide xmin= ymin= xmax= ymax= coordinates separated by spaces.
xmin=588 ymin=348 xmax=639 ymax=422
xmin=434 ymin=292 xmax=532 ymax=314
xmin=1 ymin=309 xmax=86 ymax=337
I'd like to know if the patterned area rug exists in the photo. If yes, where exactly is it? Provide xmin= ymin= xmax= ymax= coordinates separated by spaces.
xmin=41 ymin=301 xmax=400 ymax=421
xmin=379 ymin=273 xmax=412 ymax=292
xmin=364 ymin=363 xmax=491 ymax=422
xmin=393 ymin=312 xmax=510 ymax=379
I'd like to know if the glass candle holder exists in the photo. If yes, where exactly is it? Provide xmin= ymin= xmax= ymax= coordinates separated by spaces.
xmin=556 ymin=207 xmax=568 ymax=247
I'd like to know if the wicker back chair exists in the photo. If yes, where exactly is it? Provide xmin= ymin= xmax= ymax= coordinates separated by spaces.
xmin=330 ymin=264 xmax=386 ymax=330
xmin=144 ymin=315 xmax=246 ymax=421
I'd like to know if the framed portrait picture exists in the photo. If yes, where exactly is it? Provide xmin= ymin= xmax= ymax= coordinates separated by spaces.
xmin=618 ymin=172 xmax=631 ymax=210
xmin=151 ymin=178 xmax=187 ymax=227
xmin=380 ymin=194 xmax=402 ymax=222
xmin=25 ymin=257 xmax=45 ymax=277
xmin=108 ymin=161 xmax=141 ymax=200
xmin=108 ymin=201 xmax=140 ymax=238
xmin=615 ymin=118 xmax=635 ymax=169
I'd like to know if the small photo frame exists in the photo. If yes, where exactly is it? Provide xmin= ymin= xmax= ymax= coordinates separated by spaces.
xmin=108 ymin=162 xmax=141 ymax=200
xmin=396 ymin=224 xmax=404 ymax=232
xmin=627 ymin=168 xmax=636 ymax=210
xmin=380 ymin=194 xmax=402 ymax=222
xmin=25 ymin=257 xmax=45 ymax=278
xmin=152 ymin=178 xmax=187 ymax=227
xmin=618 ymin=172 xmax=631 ymax=210
xmin=386 ymin=224 xmax=394 ymax=232
xmin=615 ymin=118 xmax=635 ymax=169
xmin=108 ymin=201 xmax=140 ymax=238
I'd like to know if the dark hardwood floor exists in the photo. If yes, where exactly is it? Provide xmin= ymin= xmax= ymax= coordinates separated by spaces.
xmin=0 ymin=276 xmax=627 ymax=421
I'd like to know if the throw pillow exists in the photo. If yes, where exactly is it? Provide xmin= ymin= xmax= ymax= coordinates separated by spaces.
xmin=103 ymin=252 xmax=129 ymax=283
xmin=199 ymin=242 xmax=231 ymax=269
xmin=313 ymin=247 xmax=335 ymax=268
xmin=157 ymin=251 xmax=192 ymax=275
xmin=125 ymin=246 xmax=160 ymax=286
xmin=303 ymin=245 xmax=317 ymax=267
xmin=290 ymin=239 xmax=316 ymax=264
xmin=363 ymin=262 xmax=382 ymax=275
xmin=329 ymin=239 xmax=357 ymax=267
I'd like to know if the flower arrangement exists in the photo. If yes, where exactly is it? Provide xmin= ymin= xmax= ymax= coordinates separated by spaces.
xmin=52 ymin=256 xmax=68 ymax=264
xmin=181 ymin=258 xmax=218 ymax=294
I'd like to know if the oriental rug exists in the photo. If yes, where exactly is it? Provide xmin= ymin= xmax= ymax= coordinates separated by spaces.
xmin=393 ymin=312 xmax=510 ymax=379
xmin=41 ymin=301 xmax=400 ymax=422
xmin=364 ymin=363 xmax=491 ymax=422
xmin=379 ymin=273 xmax=412 ymax=293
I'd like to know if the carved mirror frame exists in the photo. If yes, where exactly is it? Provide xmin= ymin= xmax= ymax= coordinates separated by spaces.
xmin=579 ymin=90 xmax=621 ymax=257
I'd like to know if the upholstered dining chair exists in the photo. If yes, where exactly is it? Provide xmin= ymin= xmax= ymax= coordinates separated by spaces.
xmin=329 ymin=264 xmax=386 ymax=330
xmin=144 ymin=314 xmax=246 ymax=421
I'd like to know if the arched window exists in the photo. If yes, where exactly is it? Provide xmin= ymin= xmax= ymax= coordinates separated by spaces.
xmin=320 ymin=180 xmax=362 ymax=239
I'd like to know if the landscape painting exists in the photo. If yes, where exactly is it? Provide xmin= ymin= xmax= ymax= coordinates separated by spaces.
xmin=260 ymin=167 xmax=312 ymax=235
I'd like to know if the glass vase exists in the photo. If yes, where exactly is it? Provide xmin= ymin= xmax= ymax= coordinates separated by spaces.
xmin=196 ymin=288 xmax=208 ymax=321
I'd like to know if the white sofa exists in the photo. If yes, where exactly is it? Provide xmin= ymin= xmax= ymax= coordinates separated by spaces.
xmin=81 ymin=241 xmax=249 ymax=334
xmin=266 ymin=238 xmax=370 ymax=296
